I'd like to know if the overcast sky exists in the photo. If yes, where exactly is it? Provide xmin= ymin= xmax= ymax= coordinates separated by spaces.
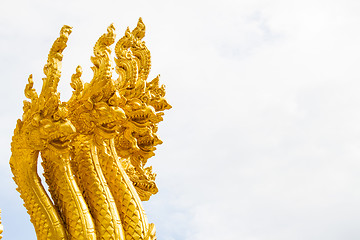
xmin=1 ymin=0 xmax=360 ymax=239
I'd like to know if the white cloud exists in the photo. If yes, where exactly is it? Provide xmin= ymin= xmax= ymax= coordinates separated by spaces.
xmin=2 ymin=0 xmax=360 ymax=239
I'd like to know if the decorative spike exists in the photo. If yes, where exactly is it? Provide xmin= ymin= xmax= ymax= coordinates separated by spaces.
xmin=41 ymin=25 xmax=72 ymax=98
xmin=24 ymin=74 xmax=38 ymax=102
xmin=83 ymin=24 xmax=117 ymax=103
xmin=69 ymin=66 xmax=84 ymax=102
xmin=132 ymin=17 xmax=146 ymax=40
xmin=114 ymin=26 xmax=138 ymax=90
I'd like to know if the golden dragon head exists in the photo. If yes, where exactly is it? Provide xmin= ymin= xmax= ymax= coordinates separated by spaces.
xmin=13 ymin=26 xmax=75 ymax=152
xmin=67 ymin=24 xmax=126 ymax=139
xmin=113 ymin=19 xmax=171 ymax=201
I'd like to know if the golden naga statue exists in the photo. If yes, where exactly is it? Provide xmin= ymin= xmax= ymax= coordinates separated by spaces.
xmin=9 ymin=18 xmax=170 ymax=240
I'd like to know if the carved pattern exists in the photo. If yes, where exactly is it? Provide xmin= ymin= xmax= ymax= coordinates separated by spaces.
xmin=10 ymin=19 xmax=169 ymax=240
xmin=114 ymin=19 xmax=171 ymax=202
xmin=41 ymin=149 xmax=96 ymax=239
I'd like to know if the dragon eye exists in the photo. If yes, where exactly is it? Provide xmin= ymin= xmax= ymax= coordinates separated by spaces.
xmin=108 ymin=91 xmax=123 ymax=106
xmin=141 ymin=96 xmax=148 ymax=103
xmin=53 ymin=112 xmax=60 ymax=121
xmin=129 ymin=99 xmax=142 ymax=108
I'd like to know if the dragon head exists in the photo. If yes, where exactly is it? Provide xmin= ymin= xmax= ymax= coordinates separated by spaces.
xmin=13 ymin=26 xmax=76 ymax=152
xmin=37 ymin=104 xmax=75 ymax=152
xmin=17 ymin=84 xmax=75 ymax=152
xmin=113 ymin=19 xmax=171 ymax=200
xmin=121 ymin=158 xmax=158 ymax=201
xmin=114 ymin=89 xmax=162 ymax=200
xmin=67 ymin=24 xmax=126 ymax=139
xmin=67 ymin=91 xmax=126 ymax=138
xmin=147 ymin=75 xmax=172 ymax=112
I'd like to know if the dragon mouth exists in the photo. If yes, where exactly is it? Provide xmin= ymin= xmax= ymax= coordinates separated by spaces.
xmin=132 ymin=180 xmax=158 ymax=200
xmin=98 ymin=118 xmax=122 ymax=134
xmin=138 ymin=138 xmax=156 ymax=152
xmin=129 ymin=110 xmax=153 ymax=125
xmin=133 ymin=181 xmax=157 ymax=192
xmin=49 ymin=135 xmax=71 ymax=149
xmin=136 ymin=132 xmax=162 ymax=152
xmin=99 ymin=122 xmax=117 ymax=133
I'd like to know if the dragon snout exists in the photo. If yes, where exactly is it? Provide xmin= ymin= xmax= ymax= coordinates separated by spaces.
xmin=60 ymin=120 xmax=76 ymax=137
xmin=112 ymin=107 xmax=127 ymax=122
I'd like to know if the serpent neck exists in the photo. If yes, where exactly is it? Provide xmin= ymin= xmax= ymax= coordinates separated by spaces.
xmin=10 ymin=138 xmax=68 ymax=240
xmin=98 ymin=138 xmax=152 ymax=240
xmin=71 ymin=134 xmax=125 ymax=240
xmin=41 ymin=148 xmax=96 ymax=240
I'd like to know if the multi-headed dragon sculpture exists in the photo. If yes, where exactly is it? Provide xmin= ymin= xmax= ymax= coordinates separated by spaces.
xmin=9 ymin=18 xmax=170 ymax=240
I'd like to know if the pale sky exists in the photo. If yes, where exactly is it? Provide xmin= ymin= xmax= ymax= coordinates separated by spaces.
xmin=1 ymin=0 xmax=360 ymax=239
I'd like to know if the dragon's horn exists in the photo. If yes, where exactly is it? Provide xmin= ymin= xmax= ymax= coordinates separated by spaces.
xmin=130 ymin=18 xmax=151 ymax=82
xmin=82 ymin=24 xmax=116 ymax=102
xmin=40 ymin=25 xmax=72 ymax=98
xmin=114 ymin=26 xmax=138 ymax=90
xmin=24 ymin=74 xmax=38 ymax=102
xmin=38 ymin=25 xmax=72 ymax=116
xmin=90 ymin=23 xmax=115 ymax=70
xmin=132 ymin=17 xmax=146 ymax=40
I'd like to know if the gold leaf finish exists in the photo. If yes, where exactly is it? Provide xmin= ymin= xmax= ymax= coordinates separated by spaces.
xmin=9 ymin=19 xmax=169 ymax=240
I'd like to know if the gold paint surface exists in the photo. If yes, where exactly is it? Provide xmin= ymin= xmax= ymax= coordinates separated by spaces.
xmin=9 ymin=19 xmax=170 ymax=240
